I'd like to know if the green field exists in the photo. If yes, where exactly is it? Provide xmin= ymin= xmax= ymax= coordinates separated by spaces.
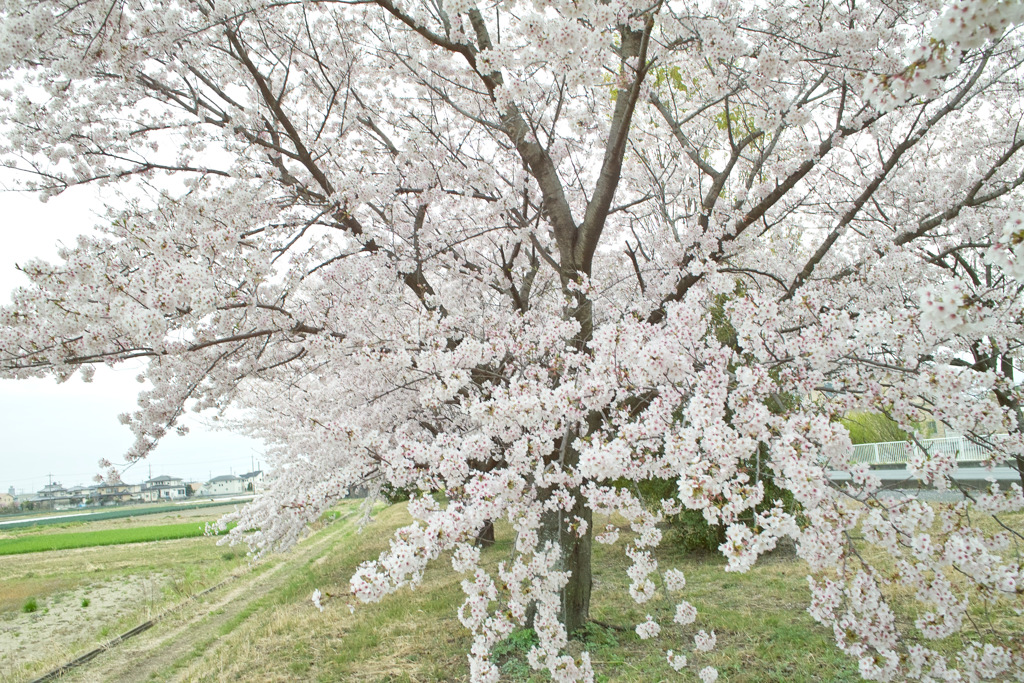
xmin=0 ymin=522 xmax=230 ymax=555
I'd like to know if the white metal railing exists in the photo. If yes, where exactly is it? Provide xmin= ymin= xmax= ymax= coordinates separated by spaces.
xmin=850 ymin=434 xmax=998 ymax=466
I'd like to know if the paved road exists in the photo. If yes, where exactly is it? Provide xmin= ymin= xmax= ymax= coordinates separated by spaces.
xmin=829 ymin=465 xmax=1020 ymax=484
xmin=829 ymin=465 xmax=1021 ymax=502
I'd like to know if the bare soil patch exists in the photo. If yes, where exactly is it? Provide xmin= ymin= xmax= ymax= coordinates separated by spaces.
xmin=0 ymin=573 xmax=166 ymax=679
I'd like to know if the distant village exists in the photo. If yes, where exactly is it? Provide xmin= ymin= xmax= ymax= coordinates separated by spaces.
xmin=0 ymin=471 xmax=265 ymax=512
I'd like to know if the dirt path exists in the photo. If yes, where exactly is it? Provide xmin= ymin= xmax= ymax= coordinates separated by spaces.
xmin=57 ymin=519 xmax=348 ymax=683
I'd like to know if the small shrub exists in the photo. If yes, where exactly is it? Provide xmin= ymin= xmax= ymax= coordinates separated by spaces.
xmin=579 ymin=621 xmax=621 ymax=649
xmin=22 ymin=597 xmax=38 ymax=613
xmin=670 ymin=507 xmax=729 ymax=553
xmin=380 ymin=483 xmax=411 ymax=504
xmin=81 ymin=598 xmax=91 ymax=608
xmin=493 ymin=627 xmax=538 ymax=656
xmin=493 ymin=628 xmax=538 ymax=677
xmin=633 ymin=450 xmax=797 ymax=555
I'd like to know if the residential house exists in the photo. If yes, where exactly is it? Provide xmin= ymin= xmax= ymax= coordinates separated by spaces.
xmin=0 ymin=492 xmax=15 ymax=510
xmin=143 ymin=475 xmax=187 ymax=501
xmin=65 ymin=484 xmax=97 ymax=507
xmin=31 ymin=482 xmax=72 ymax=510
xmin=239 ymin=470 xmax=264 ymax=493
xmin=202 ymin=475 xmax=243 ymax=496
xmin=94 ymin=479 xmax=141 ymax=506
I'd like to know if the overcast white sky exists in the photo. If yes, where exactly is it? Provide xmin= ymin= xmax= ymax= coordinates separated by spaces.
xmin=1 ymin=176 xmax=264 ymax=494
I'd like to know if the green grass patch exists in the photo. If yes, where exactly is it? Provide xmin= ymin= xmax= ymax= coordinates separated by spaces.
xmin=0 ymin=522 xmax=233 ymax=556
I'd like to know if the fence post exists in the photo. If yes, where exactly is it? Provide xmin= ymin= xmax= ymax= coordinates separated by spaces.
xmin=873 ymin=443 xmax=880 ymax=465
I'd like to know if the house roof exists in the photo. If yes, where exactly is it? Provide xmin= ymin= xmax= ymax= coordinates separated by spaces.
xmin=208 ymin=475 xmax=241 ymax=482
xmin=239 ymin=471 xmax=263 ymax=479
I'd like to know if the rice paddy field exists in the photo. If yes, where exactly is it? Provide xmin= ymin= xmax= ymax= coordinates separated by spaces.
xmin=0 ymin=522 xmax=232 ymax=556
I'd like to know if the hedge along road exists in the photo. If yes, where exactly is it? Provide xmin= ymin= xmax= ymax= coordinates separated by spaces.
xmin=0 ymin=522 xmax=234 ymax=555
xmin=0 ymin=498 xmax=253 ymax=530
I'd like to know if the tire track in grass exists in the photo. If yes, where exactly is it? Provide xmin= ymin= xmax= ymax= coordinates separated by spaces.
xmin=29 ymin=578 xmax=232 ymax=683
xmin=53 ymin=512 xmax=356 ymax=683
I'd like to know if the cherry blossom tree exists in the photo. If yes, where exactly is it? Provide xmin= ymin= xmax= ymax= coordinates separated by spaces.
xmin=2 ymin=0 xmax=1023 ymax=679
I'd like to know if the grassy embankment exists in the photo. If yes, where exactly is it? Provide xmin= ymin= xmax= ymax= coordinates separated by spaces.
xmin=4 ymin=500 xmax=1020 ymax=682
xmin=171 ymin=504 xmax=869 ymax=682
xmin=174 ymin=502 xmax=1023 ymax=683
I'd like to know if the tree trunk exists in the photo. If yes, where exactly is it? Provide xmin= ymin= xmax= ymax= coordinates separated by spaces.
xmin=558 ymin=491 xmax=593 ymax=636
xmin=526 ymin=484 xmax=593 ymax=636
xmin=474 ymin=519 xmax=496 ymax=547
xmin=523 ymin=285 xmax=597 ymax=635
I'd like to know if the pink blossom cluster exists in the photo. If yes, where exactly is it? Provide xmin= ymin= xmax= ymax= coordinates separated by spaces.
xmin=1 ymin=0 xmax=1024 ymax=680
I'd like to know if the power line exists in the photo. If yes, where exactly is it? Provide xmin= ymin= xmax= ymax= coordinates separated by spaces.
xmin=3 ymin=453 xmax=268 ymax=491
